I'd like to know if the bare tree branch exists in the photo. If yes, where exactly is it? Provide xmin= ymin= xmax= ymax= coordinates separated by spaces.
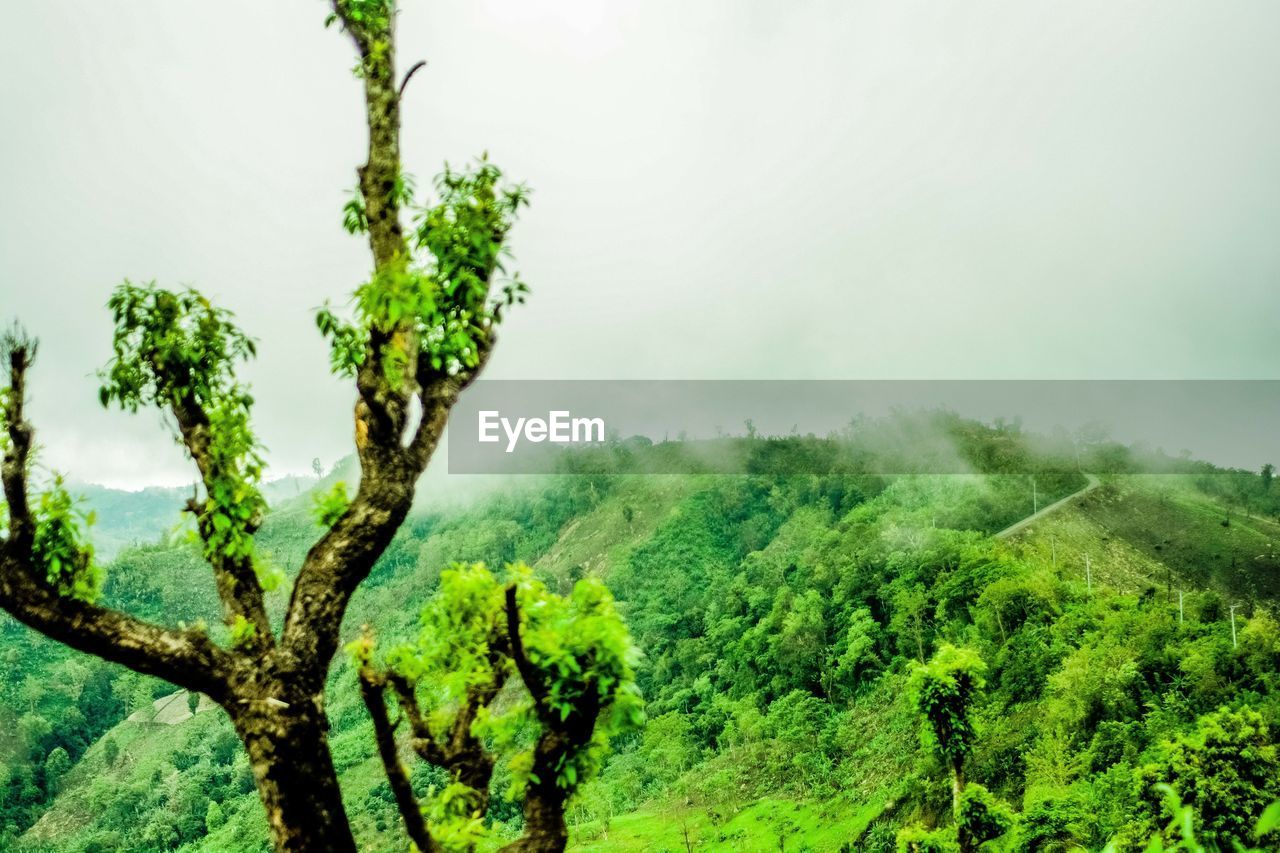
xmin=387 ymin=671 xmax=446 ymax=765
xmin=406 ymin=337 xmax=494 ymax=470
xmin=399 ymin=60 xmax=427 ymax=98
xmin=358 ymin=665 xmax=439 ymax=853
xmin=0 ymin=551 xmax=234 ymax=699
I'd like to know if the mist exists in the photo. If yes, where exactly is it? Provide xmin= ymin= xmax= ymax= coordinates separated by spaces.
xmin=5 ymin=1 xmax=1280 ymax=487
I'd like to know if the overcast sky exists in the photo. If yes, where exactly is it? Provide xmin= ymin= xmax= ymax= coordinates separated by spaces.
xmin=3 ymin=1 xmax=1280 ymax=488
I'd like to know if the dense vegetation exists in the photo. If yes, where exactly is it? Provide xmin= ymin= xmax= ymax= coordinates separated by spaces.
xmin=2 ymin=418 xmax=1279 ymax=851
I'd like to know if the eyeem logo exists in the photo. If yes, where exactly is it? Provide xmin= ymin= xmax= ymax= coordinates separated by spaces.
xmin=478 ymin=410 xmax=606 ymax=453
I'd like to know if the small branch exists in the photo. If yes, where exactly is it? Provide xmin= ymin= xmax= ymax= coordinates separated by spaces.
xmin=505 ymin=585 xmax=554 ymax=723
xmin=406 ymin=339 xmax=494 ymax=471
xmin=388 ymin=672 xmax=446 ymax=765
xmin=399 ymin=60 xmax=427 ymax=98
xmin=358 ymin=667 xmax=439 ymax=853
xmin=388 ymin=664 xmax=504 ymax=813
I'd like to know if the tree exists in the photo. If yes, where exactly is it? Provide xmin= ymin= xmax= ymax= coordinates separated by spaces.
xmin=892 ymin=583 xmax=932 ymax=663
xmin=355 ymin=563 xmax=643 ymax=852
xmin=101 ymin=738 xmax=119 ymax=768
xmin=186 ymin=691 xmax=200 ymax=718
xmin=954 ymin=784 xmax=1013 ymax=852
xmin=205 ymin=800 xmax=226 ymax=833
xmin=0 ymin=2 xmax=529 ymax=849
xmin=827 ymin=606 xmax=882 ymax=697
xmin=910 ymin=644 xmax=986 ymax=814
xmin=1263 ymin=463 xmax=1274 ymax=492
xmin=311 ymin=458 xmax=324 ymax=480
xmin=44 ymin=747 xmax=71 ymax=795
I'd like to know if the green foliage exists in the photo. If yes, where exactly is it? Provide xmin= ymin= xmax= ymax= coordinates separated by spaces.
xmin=897 ymin=824 xmax=959 ymax=852
xmin=910 ymin=644 xmax=987 ymax=768
xmin=311 ymin=481 xmax=351 ymax=529
xmin=102 ymin=738 xmax=119 ymax=767
xmin=360 ymin=561 xmax=642 ymax=845
xmin=1018 ymin=789 xmax=1091 ymax=850
xmin=955 ymin=783 xmax=1015 ymax=850
xmin=385 ymin=561 xmax=512 ymax=728
xmin=43 ymin=747 xmax=70 ymax=795
xmin=98 ymin=281 xmax=268 ymax=580
xmin=412 ymin=159 xmax=530 ymax=331
xmin=325 ymin=0 xmax=394 ymax=34
xmin=830 ymin=606 xmax=883 ymax=696
xmin=316 ymin=158 xmax=530 ymax=380
xmin=204 ymin=800 xmax=225 ymax=832
xmin=1113 ymin=786 xmax=1280 ymax=853
xmin=31 ymin=476 xmax=101 ymax=602
xmin=228 ymin=615 xmax=258 ymax=651
xmin=341 ymin=187 xmax=368 ymax=235
xmin=1134 ymin=706 xmax=1280 ymax=849
xmin=423 ymin=782 xmax=488 ymax=851
xmin=508 ymin=564 xmax=644 ymax=792
xmin=98 ymin=282 xmax=256 ymax=418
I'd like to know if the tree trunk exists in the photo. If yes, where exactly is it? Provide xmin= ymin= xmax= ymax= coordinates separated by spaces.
xmin=505 ymin=784 xmax=569 ymax=852
xmin=234 ymin=703 xmax=357 ymax=853
xmin=501 ymin=735 xmax=571 ymax=852
xmin=950 ymin=757 xmax=965 ymax=816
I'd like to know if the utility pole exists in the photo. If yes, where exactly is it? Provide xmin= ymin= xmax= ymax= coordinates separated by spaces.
xmin=1230 ymin=604 xmax=1240 ymax=648
xmin=1085 ymin=553 xmax=1092 ymax=594
xmin=1051 ymin=538 xmax=1057 ymax=571
xmin=1178 ymin=589 xmax=1184 ymax=624
xmin=1032 ymin=476 xmax=1038 ymax=515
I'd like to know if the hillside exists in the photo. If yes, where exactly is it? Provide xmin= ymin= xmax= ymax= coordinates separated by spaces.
xmin=4 ymin=423 xmax=1280 ymax=852
xmin=68 ymin=476 xmax=326 ymax=561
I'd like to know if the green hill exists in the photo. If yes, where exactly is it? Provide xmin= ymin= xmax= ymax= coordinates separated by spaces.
xmin=4 ymin=422 xmax=1280 ymax=852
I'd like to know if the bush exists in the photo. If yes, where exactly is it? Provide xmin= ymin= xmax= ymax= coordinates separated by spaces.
xmin=1135 ymin=706 xmax=1280 ymax=848
xmin=956 ymin=783 xmax=1014 ymax=850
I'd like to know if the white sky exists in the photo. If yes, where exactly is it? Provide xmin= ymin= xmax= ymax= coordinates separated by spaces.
xmin=3 ymin=1 xmax=1280 ymax=488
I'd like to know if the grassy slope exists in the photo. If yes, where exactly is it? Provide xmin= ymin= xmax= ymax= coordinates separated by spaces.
xmin=534 ymin=476 xmax=694 ymax=583
xmin=24 ymin=711 xmax=220 ymax=845
xmin=1005 ymin=475 xmax=1280 ymax=602
xmin=574 ymin=798 xmax=877 ymax=853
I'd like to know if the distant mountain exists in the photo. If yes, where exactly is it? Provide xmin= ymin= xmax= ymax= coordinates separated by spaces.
xmin=69 ymin=475 xmax=325 ymax=560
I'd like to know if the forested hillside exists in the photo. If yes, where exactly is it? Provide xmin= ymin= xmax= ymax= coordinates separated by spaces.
xmin=3 ymin=418 xmax=1279 ymax=851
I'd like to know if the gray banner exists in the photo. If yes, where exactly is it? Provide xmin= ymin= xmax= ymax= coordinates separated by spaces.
xmin=445 ymin=380 xmax=1280 ymax=475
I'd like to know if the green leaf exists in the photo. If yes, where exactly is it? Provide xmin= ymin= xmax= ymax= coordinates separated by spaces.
xmin=1257 ymin=800 xmax=1280 ymax=838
